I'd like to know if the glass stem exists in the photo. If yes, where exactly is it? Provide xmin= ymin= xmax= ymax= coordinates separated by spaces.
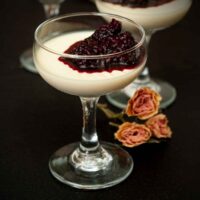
xmin=79 ymin=97 xmax=100 ymax=152
xmin=43 ymin=4 xmax=61 ymax=18
xmin=69 ymin=97 xmax=113 ymax=173
xmin=134 ymin=30 xmax=153 ymax=83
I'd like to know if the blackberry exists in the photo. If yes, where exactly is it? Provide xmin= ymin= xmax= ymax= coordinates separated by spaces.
xmin=59 ymin=19 xmax=144 ymax=73
xmin=102 ymin=0 xmax=174 ymax=8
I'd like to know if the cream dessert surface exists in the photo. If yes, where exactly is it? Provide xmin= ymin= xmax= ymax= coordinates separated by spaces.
xmin=96 ymin=0 xmax=192 ymax=30
xmin=34 ymin=31 xmax=146 ymax=97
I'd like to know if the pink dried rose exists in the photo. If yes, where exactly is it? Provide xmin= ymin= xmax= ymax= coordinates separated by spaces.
xmin=146 ymin=114 xmax=172 ymax=139
xmin=115 ymin=122 xmax=151 ymax=147
xmin=126 ymin=87 xmax=162 ymax=120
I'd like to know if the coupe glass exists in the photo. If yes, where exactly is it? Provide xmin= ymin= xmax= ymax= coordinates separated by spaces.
xmin=33 ymin=12 xmax=146 ymax=189
xmin=20 ymin=0 xmax=65 ymax=73
xmin=95 ymin=0 xmax=192 ymax=109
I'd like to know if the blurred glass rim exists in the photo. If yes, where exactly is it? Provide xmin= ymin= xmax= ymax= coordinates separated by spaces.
xmin=34 ymin=12 xmax=146 ymax=59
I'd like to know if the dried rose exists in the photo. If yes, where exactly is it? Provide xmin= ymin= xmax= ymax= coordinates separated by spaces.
xmin=115 ymin=122 xmax=151 ymax=147
xmin=146 ymin=114 xmax=172 ymax=139
xmin=126 ymin=87 xmax=162 ymax=120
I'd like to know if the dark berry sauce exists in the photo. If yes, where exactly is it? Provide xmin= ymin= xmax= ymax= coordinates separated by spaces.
xmin=59 ymin=19 xmax=145 ymax=73
xmin=102 ymin=0 xmax=174 ymax=8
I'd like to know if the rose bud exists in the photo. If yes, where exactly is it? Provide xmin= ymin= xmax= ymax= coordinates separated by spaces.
xmin=146 ymin=114 xmax=172 ymax=139
xmin=115 ymin=122 xmax=151 ymax=148
xmin=126 ymin=87 xmax=162 ymax=120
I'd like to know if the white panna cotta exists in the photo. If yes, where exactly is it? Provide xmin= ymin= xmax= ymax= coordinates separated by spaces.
xmin=95 ymin=0 xmax=192 ymax=30
xmin=34 ymin=31 xmax=146 ymax=97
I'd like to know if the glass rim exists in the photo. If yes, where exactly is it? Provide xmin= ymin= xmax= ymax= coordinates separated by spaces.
xmin=34 ymin=12 xmax=146 ymax=59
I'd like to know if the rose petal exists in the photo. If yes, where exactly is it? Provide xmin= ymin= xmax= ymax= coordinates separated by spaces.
xmin=115 ymin=122 xmax=151 ymax=147
xmin=126 ymin=87 xmax=162 ymax=120
xmin=146 ymin=114 xmax=172 ymax=138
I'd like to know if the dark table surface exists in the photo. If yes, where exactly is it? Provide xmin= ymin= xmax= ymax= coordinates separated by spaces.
xmin=1 ymin=0 xmax=200 ymax=199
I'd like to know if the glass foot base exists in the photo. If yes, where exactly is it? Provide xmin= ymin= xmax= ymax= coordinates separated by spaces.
xmin=20 ymin=48 xmax=38 ymax=74
xmin=106 ymin=79 xmax=176 ymax=109
xmin=49 ymin=142 xmax=133 ymax=190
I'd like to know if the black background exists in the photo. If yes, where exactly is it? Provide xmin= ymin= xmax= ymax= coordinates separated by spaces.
xmin=0 ymin=0 xmax=200 ymax=199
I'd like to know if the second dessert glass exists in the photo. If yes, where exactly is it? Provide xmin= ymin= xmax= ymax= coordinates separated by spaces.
xmin=20 ymin=0 xmax=65 ymax=73
xmin=95 ymin=0 xmax=192 ymax=109
xmin=33 ymin=12 xmax=146 ymax=189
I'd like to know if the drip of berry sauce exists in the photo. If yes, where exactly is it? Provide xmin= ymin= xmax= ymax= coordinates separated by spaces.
xmin=101 ymin=0 xmax=174 ymax=8
xmin=59 ymin=19 xmax=145 ymax=73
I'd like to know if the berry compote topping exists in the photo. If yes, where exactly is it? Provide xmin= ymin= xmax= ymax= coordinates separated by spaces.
xmin=59 ymin=19 xmax=145 ymax=73
xmin=102 ymin=0 xmax=174 ymax=8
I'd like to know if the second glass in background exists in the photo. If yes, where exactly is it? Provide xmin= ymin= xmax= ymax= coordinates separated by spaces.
xmin=20 ymin=0 xmax=65 ymax=73
xmin=95 ymin=0 xmax=192 ymax=109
